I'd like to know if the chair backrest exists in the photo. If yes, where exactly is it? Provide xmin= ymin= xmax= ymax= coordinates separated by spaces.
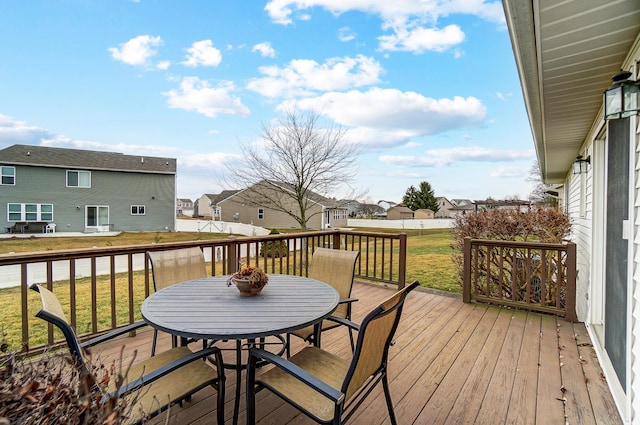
xmin=309 ymin=248 xmax=360 ymax=319
xmin=147 ymin=247 xmax=207 ymax=291
xmin=342 ymin=281 xmax=419 ymax=401
xmin=30 ymin=284 xmax=92 ymax=379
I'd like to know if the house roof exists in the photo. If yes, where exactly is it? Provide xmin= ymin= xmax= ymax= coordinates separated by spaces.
xmin=388 ymin=205 xmax=413 ymax=213
xmin=503 ymin=0 xmax=640 ymax=183
xmin=451 ymin=199 xmax=472 ymax=206
xmin=204 ymin=190 xmax=240 ymax=205
xmin=0 ymin=144 xmax=176 ymax=174
xmin=258 ymin=180 xmax=342 ymax=208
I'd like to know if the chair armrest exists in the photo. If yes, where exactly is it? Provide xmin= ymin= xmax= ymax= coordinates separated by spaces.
xmin=338 ymin=297 xmax=358 ymax=305
xmin=250 ymin=347 xmax=345 ymax=404
xmin=108 ymin=345 xmax=223 ymax=400
xmin=324 ymin=316 xmax=360 ymax=332
xmin=81 ymin=321 xmax=148 ymax=349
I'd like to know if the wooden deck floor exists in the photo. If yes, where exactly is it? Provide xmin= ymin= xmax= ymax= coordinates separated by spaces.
xmin=97 ymin=282 xmax=622 ymax=425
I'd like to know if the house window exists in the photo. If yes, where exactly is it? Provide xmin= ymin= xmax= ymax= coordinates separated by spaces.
xmin=7 ymin=203 xmax=54 ymax=221
xmin=258 ymin=208 xmax=264 ymax=220
xmin=66 ymin=170 xmax=91 ymax=187
xmin=131 ymin=205 xmax=146 ymax=215
xmin=1 ymin=166 xmax=15 ymax=185
xmin=342 ymin=210 xmax=347 ymax=219
xmin=333 ymin=210 xmax=340 ymax=220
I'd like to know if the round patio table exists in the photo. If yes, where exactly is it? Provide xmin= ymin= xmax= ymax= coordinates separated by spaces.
xmin=141 ymin=274 xmax=339 ymax=424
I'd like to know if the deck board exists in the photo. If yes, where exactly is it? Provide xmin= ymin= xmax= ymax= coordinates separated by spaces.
xmin=92 ymin=282 xmax=621 ymax=425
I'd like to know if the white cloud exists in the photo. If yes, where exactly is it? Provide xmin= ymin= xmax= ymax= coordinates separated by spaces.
xmin=156 ymin=60 xmax=171 ymax=70
xmin=179 ymin=152 xmax=241 ymax=169
xmin=182 ymin=40 xmax=222 ymax=67
xmin=108 ymin=35 xmax=162 ymax=66
xmin=338 ymin=26 xmax=356 ymax=42
xmin=378 ymin=24 xmax=465 ymax=53
xmin=490 ymin=165 xmax=527 ymax=178
xmin=291 ymin=88 xmax=487 ymax=147
xmin=252 ymin=42 xmax=276 ymax=58
xmin=246 ymin=55 xmax=382 ymax=98
xmin=379 ymin=146 xmax=535 ymax=167
xmin=265 ymin=0 xmax=505 ymax=25
xmin=0 ymin=114 xmax=54 ymax=145
xmin=163 ymin=77 xmax=250 ymax=118
xmin=265 ymin=0 xmax=502 ymax=54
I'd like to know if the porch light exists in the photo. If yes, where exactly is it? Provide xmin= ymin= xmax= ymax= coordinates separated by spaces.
xmin=573 ymin=155 xmax=590 ymax=174
xmin=604 ymin=70 xmax=640 ymax=120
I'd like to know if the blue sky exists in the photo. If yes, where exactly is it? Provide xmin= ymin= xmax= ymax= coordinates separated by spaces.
xmin=0 ymin=0 xmax=536 ymax=203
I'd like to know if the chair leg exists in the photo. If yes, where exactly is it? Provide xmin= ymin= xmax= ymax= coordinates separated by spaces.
xmin=246 ymin=354 xmax=257 ymax=425
xmin=151 ymin=329 xmax=158 ymax=356
xmin=348 ymin=327 xmax=355 ymax=352
xmin=216 ymin=377 xmax=226 ymax=425
xmin=382 ymin=372 xmax=397 ymax=425
xmin=286 ymin=333 xmax=291 ymax=358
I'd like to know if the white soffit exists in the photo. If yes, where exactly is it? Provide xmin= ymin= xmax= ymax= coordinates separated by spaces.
xmin=503 ymin=0 xmax=640 ymax=183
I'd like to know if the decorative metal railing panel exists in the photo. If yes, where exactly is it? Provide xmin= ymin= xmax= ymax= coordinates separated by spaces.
xmin=462 ymin=238 xmax=576 ymax=321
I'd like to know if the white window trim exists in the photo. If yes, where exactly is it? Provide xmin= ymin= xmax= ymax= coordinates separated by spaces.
xmin=7 ymin=203 xmax=54 ymax=222
xmin=66 ymin=170 xmax=91 ymax=188
xmin=1 ymin=166 xmax=15 ymax=185
xmin=131 ymin=205 xmax=146 ymax=215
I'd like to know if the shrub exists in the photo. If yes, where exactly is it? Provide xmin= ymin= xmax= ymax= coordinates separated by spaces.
xmin=0 ymin=331 xmax=149 ymax=425
xmin=451 ymin=207 xmax=571 ymax=285
xmin=260 ymin=229 xmax=289 ymax=258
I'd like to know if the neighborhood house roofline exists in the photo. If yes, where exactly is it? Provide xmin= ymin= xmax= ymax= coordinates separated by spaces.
xmin=224 ymin=180 xmax=345 ymax=209
xmin=0 ymin=144 xmax=176 ymax=174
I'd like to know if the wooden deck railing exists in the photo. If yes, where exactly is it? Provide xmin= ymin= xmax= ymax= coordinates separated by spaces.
xmin=462 ymin=237 xmax=577 ymax=321
xmin=0 ymin=229 xmax=406 ymax=354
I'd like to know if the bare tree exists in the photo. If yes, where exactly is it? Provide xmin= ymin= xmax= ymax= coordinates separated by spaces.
xmin=225 ymin=109 xmax=361 ymax=230
xmin=527 ymin=161 xmax=556 ymax=206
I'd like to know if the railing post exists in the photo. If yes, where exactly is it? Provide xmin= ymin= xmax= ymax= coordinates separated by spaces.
xmin=21 ymin=263 xmax=29 ymax=352
xmin=227 ymin=237 xmax=239 ymax=274
xmin=398 ymin=233 xmax=407 ymax=289
xmin=565 ymin=242 xmax=577 ymax=322
xmin=463 ymin=237 xmax=471 ymax=303
xmin=332 ymin=231 xmax=341 ymax=250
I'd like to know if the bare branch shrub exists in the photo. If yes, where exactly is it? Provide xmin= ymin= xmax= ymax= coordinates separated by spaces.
xmin=451 ymin=207 xmax=571 ymax=289
xmin=0 ymin=333 xmax=162 ymax=425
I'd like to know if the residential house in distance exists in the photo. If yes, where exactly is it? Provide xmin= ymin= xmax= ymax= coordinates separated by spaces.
xmin=386 ymin=205 xmax=414 ymax=220
xmin=0 ymin=144 xmax=176 ymax=233
xmin=434 ymin=197 xmax=456 ymax=218
xmin=218 ymin=180 xmax=347 ymax=229
xmin=194 ymin=191 xmax=239 ymax=219
xmin=356 ymin=203 xmax=386 ymax=218
xmin=450 ymin=198 xmax=473 ymax=208
xmin=413 ymin=208 xmax=435 ymax=219
xmin=377 ymin=200 xmax=397 ymax=211
xmin=503 ymin=1 xmax=640 ymax=421
xmin=176 ymin=198 xmax=194 ymax=217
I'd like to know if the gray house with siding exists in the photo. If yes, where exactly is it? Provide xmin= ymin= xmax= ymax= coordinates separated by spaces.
xmin=0 ymin=144 xmax=176 ymax=233
xmin=218 ymin=180 xmax=348 ymax=229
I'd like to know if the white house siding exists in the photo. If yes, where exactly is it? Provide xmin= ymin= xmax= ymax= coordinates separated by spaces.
xmin=566 ymin=155 xmax=593 ymax=323
xmin=631 ymin=115 xmax=640 ymax=422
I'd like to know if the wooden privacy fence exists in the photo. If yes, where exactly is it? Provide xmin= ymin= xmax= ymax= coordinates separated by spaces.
xmin=0 ymin=229 xmax=406 ymax=354
xmin=462 ymin=237 xmax=577 ymax=321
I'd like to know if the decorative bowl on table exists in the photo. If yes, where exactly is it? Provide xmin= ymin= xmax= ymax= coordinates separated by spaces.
xmin=227 ymin=264 xmax=269 ymax=297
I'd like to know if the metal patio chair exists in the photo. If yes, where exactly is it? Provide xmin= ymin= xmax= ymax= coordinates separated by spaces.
xmin=247 ymin=281 xmax=420 ymax=425
xmin=30 ymin=284 xmax=226 ymax=425
xmin=286 ymin=247 xmax=360 ymax=356
xmin=147 ymin=247 xmax=207 ymax=355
